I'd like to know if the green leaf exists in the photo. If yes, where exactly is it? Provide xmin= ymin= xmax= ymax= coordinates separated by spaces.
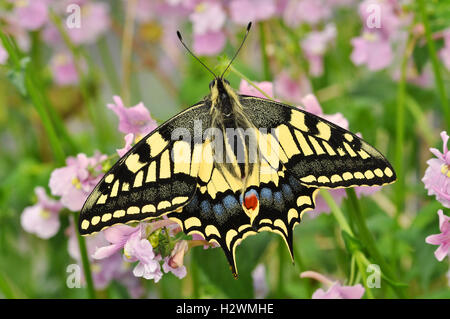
xmin=192 ymin=232 xmax=271 ymax=298
xmin=341 ymin=231 xmax=362 ymax=254
xmin=412 ymin=43 xmax=429 ymax=74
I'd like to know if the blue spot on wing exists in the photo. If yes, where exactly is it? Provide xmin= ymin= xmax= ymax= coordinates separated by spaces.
xmin=260 ymin=187 xmax=273 ymax=206
xmin=223 ymin=195 xmax=239 ymax=210
xmin=185 ymin=195 xmax=198 ymax=212
xmin=288 ymin=176 xmax=301 ymax=188
xmin=282 ymin=184 xmax=294 ymax=202
xmin=213 ymin=203 xmax=225 ymax=216
xmin=273 ymin=191 xmax=284 ymax=211
xmin=200 ymin=200 xmax=212 ymax=217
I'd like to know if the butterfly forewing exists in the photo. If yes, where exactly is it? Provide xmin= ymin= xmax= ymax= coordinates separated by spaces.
xmin=79 ymin=102 xmax=211 ymax=235
xmin=240 ymin=96 xmax=397 ymax=188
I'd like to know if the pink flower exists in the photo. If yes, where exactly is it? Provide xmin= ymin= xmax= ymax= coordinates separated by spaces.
xmin=49 ymin=52 xmax=79 ymax=86
xmin=93 ymin=220 xmax=178 ymax=260
xmin=283 ymin=0 xmax=331 ymax=27
xmin=162 ymin=239 xmax=189 ymax=279
xmin=42 ymin=24 xmax=62 ymax=48
xmin=422 ymin=131 xmax=450 ymax=208
xmin=124 ymin=230 xmax=163 ymax=282
xmin=274 ymin=72 xmax=311 ymax=104
xmin=49 ymin=152 xmax=107 ymax=211
xmin=168 ymin=240 xmax=189 ymax=269
xmin=301 ymin=271 xmax=365 ymax=299
xmin=92 ymin=224 xmax=140 ymax=260
xmin=117 ymin=133 xmax=135 ymax=157
xmin=229 ymin=0 xmax=276 ymax=25
xmin=67 ymin=2 xmax=110 ymax=45
xmin=351 ymin=32 xmax=393 ymax=71
xmin=189 ymin=2 xmax=226 ymax=35
xmin=21 ymin=187 xmax=62 ymax=239
xmin=359 ymin=0 xmax=401 ymax=38
xmin=163 ymin=257 xmax=187 ymax=279
xmin=193 ymin=31 xmax=226 ymax=56
xmin=93 ymin=220 xmax=183 ymax=282
xmin=301 ymin=24 xmax=336 ymax=77
xmin=107 ymin=96 xmax=157 ymax=139
xmin=239 ymin=79 xmax=274 ymax=99
xmin=426 ymin=210 xmax=450 ymax=262
xmin=313 ymin=282 xmax=365 ymax=299
xmin=14 ymin=0 xmax=48 ymax=31
xmin=0 ymin=43 xmax=8 ymax=65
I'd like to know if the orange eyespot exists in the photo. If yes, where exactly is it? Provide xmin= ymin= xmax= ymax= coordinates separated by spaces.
xmin=244 ymin=192 xmax=258 ymax=211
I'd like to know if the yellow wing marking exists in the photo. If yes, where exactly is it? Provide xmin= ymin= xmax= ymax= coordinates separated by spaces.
xmin=294 ymin=130 xmax=314 ymax=156
xmin=125 ymin=153 xmax=146 ymax=173
xmin=159 ymin=149 xmax=171 ymax=179
xmin=308 ymin=136 xmax=325 ymax=155
xmin=145 ymin=161 xmax=156 ymax=183
xmin=290 ymin=111 xmax=309 ymax=132
xmin=133 ymin=170 xmax=144 ymax=188
xmin=173 ymin=140 xmax=191 ymax=175
xmin=147 ymin=132 xmax=169 ymax=157
xmin=316 ymin=121 xmax=331 ymax=141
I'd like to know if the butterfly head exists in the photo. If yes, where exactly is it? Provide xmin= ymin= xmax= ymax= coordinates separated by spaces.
xmin=208 ymin=77 xmax=238 ymax=115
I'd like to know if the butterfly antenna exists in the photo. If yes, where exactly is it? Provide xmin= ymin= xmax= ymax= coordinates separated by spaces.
xmin=220 ymin=22 xmax=252 ymax=79
xmin=176 ymin=30 xmax=217 ymax=78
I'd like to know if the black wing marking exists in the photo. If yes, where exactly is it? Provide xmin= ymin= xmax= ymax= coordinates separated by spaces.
xmin=240 ymin=96 xmax=397 ymax=188
xmin=79 ymin=102 xmax=211 ymax=235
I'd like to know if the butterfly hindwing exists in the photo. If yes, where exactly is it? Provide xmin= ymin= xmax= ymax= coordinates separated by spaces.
xmin=240 ymin=96 xmax=397 ymax=188
xmin=79 ymin=102 xmax=211 ymax=235
xmin=168 ymin=154 xmax=318 ymax=276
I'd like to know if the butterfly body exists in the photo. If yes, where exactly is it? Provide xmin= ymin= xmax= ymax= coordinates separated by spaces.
xmin=80 ymin=77 xmax=396 ymax=277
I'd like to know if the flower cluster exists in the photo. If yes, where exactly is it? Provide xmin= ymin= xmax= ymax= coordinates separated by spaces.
xmin=423 ymin=131 xmax=450 ymax=264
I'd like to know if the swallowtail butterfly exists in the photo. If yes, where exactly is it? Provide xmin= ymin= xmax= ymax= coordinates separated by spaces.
xmin=79 ymin=23 xmax=396 ymax=277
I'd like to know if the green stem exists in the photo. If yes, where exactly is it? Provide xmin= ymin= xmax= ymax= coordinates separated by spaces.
xmin=277 ymin=237 xmax=285 ymax=298
xmin=293 ymin=246 xmax=313 ymax=296
xmin=405 ymin=94 xmax=436 ymax=146
xmin=50 ymin=10 xmax=109 ymax=146
xmin=321 ymin=190 xmax=354 ymax=236
xmin=73 ymin=213 xmax=96 ymax=299
xmin=394 ymin=32 xmax=412 ymax=220
xmin=354 ymin=251 xmax=375 ymax=299
xmin=345 ymin=189 xmax=406 ymax=298
xmin=25 ymin=77 xmax=66 ymax=164
xmin=258 ymin=23 xmax=270 ymax=81
xmin=97 ymin=37 xmax=121 ymax=94
xmin=393 ymin=30 xmax=414 ymax=281
xmin=348 ymin=254 xmax=357 ymax=285
xmin=190 ymin=257 xmax=200 ymax=299
xmin=27 ymin=36 xmax=78 ymax=154
xmin=418 ymin=0 xmax=450 ymax=128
